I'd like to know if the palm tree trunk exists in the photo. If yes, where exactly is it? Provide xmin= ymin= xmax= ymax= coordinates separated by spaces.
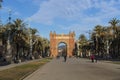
xmin=16 ymin=43 xmax=19 ymax=60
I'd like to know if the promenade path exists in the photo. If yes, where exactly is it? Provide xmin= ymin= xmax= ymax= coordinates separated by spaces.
xmin=23 ymin=57 xmax=120 ymax=80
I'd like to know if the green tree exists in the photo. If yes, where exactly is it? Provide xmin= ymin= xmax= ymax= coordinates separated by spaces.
xmin=109 ymin=18 xmax=120 ymax=38
xmin=33 ymin=36 xmax=43 ymax=58
xmin=78 ymin=34 xmax=88 ymax=57
xmin=11 ymin=19 xmax=27 ymax=61
xmin=91 ymin=25 xmax=107 ymax=57
xmin=108 ymin=18 xmax=120 ymax=58
xmin=41 ymin=38 xmax=50 ymax=57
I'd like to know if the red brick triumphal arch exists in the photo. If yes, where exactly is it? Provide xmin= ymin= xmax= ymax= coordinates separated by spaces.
xmin=50 ymin=31 xmax=75 ymax=57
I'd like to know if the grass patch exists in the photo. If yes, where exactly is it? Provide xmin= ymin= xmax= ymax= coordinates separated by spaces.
xmin=111 ymin=61 xmax=120 ymax=65
xmin=106 ymin=61 xmax=120 ymax=65
xmin=0 ymin=58 xmax=52 ymax=80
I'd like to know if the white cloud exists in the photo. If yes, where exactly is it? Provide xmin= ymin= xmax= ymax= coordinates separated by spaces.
xmin=59 ymin=24 xmax=91 ymax=39
xmin=13 ymin=12 xmax=21 ymax=16
xmin=58 ymin=23 xmax=93 ymax=36
xmin=1 ymin=6 xmax=21 ymax=17
xmin=1 ymin=6 xmax=11 ymax=13
xmin=29 ymin=0 xmax=93 ymax=25
xmin=29 ymin=0 xmax=120 ymax=26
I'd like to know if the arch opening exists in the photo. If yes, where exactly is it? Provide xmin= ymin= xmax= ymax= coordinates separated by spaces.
xmin=57 ymin=42 xmax=67 ymax=57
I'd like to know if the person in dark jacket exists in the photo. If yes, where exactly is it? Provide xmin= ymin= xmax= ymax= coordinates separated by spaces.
xmin=63 ymin=52 xmax=67 ymax=62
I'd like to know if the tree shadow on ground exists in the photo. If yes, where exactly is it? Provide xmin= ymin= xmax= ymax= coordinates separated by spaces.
xmin=117 ymin=68 xmax=120 ymax=69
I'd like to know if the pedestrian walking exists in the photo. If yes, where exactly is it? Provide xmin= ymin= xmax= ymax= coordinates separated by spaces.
xmin=90 ymin=54 xmax=95 ymax=63
xmin=63 ymin=52 xmax=67 ymax=62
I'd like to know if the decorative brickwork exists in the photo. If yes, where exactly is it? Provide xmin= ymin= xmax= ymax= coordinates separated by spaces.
xmin=50 ymin=31 xmax=75 ymax=57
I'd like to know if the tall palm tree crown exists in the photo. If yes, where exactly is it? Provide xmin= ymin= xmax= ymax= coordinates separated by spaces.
xmin=109 ymin=18 xmax=120 ymax=38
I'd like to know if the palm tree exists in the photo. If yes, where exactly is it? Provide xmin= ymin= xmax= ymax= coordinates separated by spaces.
xmin=109 ymin=18 xmax=120 ymax=38
xmin=78 ymin=34 xmax=87 ymax=57
xmin=11 ymin=19 xmax=26 ymax=62
xmin=28 ymin=28 xmax=38 ymax=59
xmin=33 ymin=36 xmax=43 ymax=58
xmin=92 ymin=25 xmax=104 ymax=57
xmin=117 ymin=26 xmax=120 ymax=58
xmin=0 ymin=23 xmax=14 ymax=63
xmin=0 ymin=25 xmax=6 ymax=59
xmin=109 ymin=18 xmax=120 ymax=59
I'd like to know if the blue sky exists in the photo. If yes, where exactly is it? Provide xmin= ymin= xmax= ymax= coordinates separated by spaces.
xmin=1 ymin=0 xmax=120 ymax=40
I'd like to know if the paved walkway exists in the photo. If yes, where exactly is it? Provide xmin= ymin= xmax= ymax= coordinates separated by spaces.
xmin=23 ymin=57 xmax=120 ymax=80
